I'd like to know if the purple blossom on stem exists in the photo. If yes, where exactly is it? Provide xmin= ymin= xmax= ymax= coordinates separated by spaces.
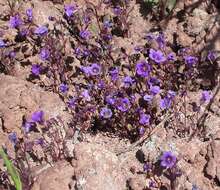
xmin=156 ymin=33 xmax=165 ymax=48
xmin=64 ymin=4 xmax=77 ymax=17
xmin=167 ymin=90 xmax=176 ymax=99
xmin=123 ymin=76 xmax=134 ymax=88
xmin=26 ymin=8 xmax=33 ymax=21
xmin=59 ymin=83 xmax=68 ymax=93
xmin=207 ymin=51 xmax=217 ymax=62
xmin=143 ymin=94 xmax=153 ymax=103
xmin=167 ymin=52 xmax=176 ymax=61
xmin=10 ymin=14 xmax=22 ymax=28
xmin=8 ymin=132 xmax=18 ymax=144
xmin=109 ymin=67 xmax=119 ymax=81
xmin=67 ymin=97 xmax=76 ymax=108
xmin=34 ymin=26 xmax=48 ymax=36
xmin=136 ymin=60 xmax=151 ymax=77
xmin=106 ymin=95 xmax=115 ymax=105
xmin=139 ymin=113 xmax=150 ymax=125
xmin=100 ymin=107 xmax=113 ymax=119
xmin=40 ymin=48 xmax=50 ymax=61
xmin=81 ymin=90 xmax=91 ymax=101
xmin=103 ymin=20 xmax=113 ymax=28
xmin=160 ymin=97 xmax=172 ymax=110
xmin=145 ymin=33 xmax=154 ymax=42
xmin=9 ymin=51 xmax=16 ymax=58
xmin=79 ymin=30 xmax=91 ymax=39
xmin=201 ymin=90 xmax=212 ymax=103
xmin=160 ymin=151 xmax=177 ymax=168
xmin=31 ymin=110 xmax=44 ymax=123
xmin=149 ymin=49 xmax=166 ymax=64
xmin=0 ymin=39 xmax=5 ymax=48
xmin=23 ymin=121 xmax=32 ymax=133
xmin=143 ymin=163 xmax=151 ymax=172
xmin=184 ymin=56 xmax=198 ymax=67
xmin=31 ymin=64 xmax=41 ymax=76
xmin=150 ymin=85 xmax=160 ymax=96
xmin=113 ymin=6 xmax=122 ymax=15
xmin=90 ymin=63 xmax=101 ymax=76
xmin=139 ymin=127 xmax=145 ymax=135
xmin=117 ymin=97 xmax=131 ymax=112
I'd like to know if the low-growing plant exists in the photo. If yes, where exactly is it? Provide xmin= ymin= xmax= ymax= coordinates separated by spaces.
xmin=0 ymin=147 xmax=22 ymax=190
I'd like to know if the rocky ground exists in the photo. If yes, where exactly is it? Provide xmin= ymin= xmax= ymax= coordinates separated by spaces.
xmin=0 ymin=0 xmax=220 ymax=190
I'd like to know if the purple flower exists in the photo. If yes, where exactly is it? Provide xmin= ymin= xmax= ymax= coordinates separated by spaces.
xmin=113 ymin=6 xmax=122 ymax=15
xmin=143 ymin=94 xmax=153 ymax=103
xmin=40 ymin=48 xmax=50 ymax=61
xmin=10 ymin=14 xmax=22 ymax=28
xmin=26 ymin=8 xmax=33 ymax=21
xmin=23 ymin=121 xmax=32 ymax=133
xmin=81 ymin=90 xmax=91 ymax=101
xmin=65 ymin=4 xmax=77 ymax=17
xmin=35 ymin=138 xmax=44 ymax=146
xmin=97 ymin=80 xmax=105 ymax=89
xmin=81 ymin=66 xmax=91 ymax=76
xmin=90 ymin=63 xmax=101 ymax=76
xmin=139 ymin=127 xmax=145 ymax=135
xmin=136 ymin=60 xmax=151 ymax=77
xmin=67 ymin=97 xmax=76 ymax=108
xmin=149 ymin=49 xmax=166 ymax=64
xmin=31 ymin=64 xmax=41 ymax=76
xmin=79 ymin=30 xmax=91 ymax=39
xmin=207 ymin=51 xmax=217 ymax=62
xmin=145 ymin=33 xmax=154 ymax=42
xmin=117 ymin=97 xmax=131 ymax=112
xmin=59 ymin=83 xmax=68 ymax=93
xmin=123 ymin=76 xmax=134 ymax=88
xmin=149 ymin=181 xmax=156 ymax=188
xmin=31 ymin=110 xmax=44 ymax=123
xmin=184 ymin=56 xmax=198 ymax=67
xmin=103 ymin=20 xmax=113 ymax=28
xmin=201 ymin=90 xmax=212 ymax=103
xmin=167 ymin=53 xmax=176 ymax=61
xmin=167 ymin=90 xmax=176 ymax=99
xmin=9 ymin=51 xmax=16 ymax=58
xmin=150 ymin=85 xmax=160 ymax=96
xmin=100 ymin=107 xmax=112 ymax=119
xmin=0 ymin=39 xmax=5 ymax=48
xmin=82 ymin=49 xmax=90 ymax=57
xmin=20 ymin=28 xmax=28 ymax=37
xmin=160 ymin=97 xmax=172 ymax=110
xmin=143 ymin=163 xmax=151 ymax=172
xmin=192 ymin=185 xmax=199 ymax=190
xmin=139 ymin=113 xmax=150 ymax=125
xmin=156 ymin=33 xmax=165 ymax=48
xmin=160 ymin=151 xmax=177 ymax=168
xmin=8 ymin=132 xmax=18 ymax=144
xmin=34 ymin=26 xmax=48 ymax=36
xmin=106 ymin=95 xmax=115 ymax=105
xmin=109 ymin=67 xmax=119 ymax=81
xmin=134 ymin=46 xmax=142 ymax=53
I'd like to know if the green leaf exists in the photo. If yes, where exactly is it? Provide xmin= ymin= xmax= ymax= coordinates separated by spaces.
xmin=0 ymin=147 xmax=22 ymax=190
xmin=89 ymin=23 xmax=99 ymax=36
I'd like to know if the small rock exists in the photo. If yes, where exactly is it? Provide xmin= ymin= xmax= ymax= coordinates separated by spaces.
xmin=127 ymin=176 xmax=146 ymax=190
